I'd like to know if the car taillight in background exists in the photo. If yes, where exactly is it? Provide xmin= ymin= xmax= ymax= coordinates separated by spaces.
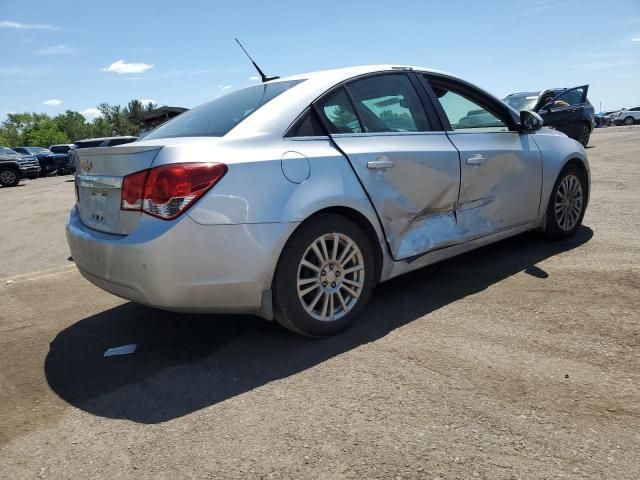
xmin=121 ymin=162 xmax=227 ymax=220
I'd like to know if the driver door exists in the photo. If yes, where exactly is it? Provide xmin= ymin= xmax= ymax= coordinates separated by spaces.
xmin=538 ymin=85 xmax=589 ymax=139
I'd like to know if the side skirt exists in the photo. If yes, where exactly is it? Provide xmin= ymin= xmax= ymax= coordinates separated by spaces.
xmin=383 ymin=221 xmax=541 ymax=281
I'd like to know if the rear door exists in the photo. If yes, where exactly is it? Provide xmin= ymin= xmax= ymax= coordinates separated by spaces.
xmin=538 ymin=85 xmax=589 ymax=139
xmin=315 ymin=72 xmax=461 ymax=260
xmin=422 ymin=74 xmax=543 ymax=240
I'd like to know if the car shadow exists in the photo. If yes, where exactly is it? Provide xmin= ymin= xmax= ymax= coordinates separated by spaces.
xmin=45 ymin=227 xmax=593 ymax=424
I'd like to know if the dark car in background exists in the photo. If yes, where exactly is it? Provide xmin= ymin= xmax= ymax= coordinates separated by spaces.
xmin=49 ymin=144 xmax=75 ymax=173
xmin=0 ymin=146 xmax=41 ymax=187
xmin=12 ymin=146 xmax=68 ymax=176
xmin=67 ymin=136 xmax=138 ymax=169
xmin=503 ymin=85 xmax=595 ymax=146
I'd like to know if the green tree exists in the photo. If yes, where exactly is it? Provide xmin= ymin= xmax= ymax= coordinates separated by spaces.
xmin=54 ymin=111 xmax=91 ymax=143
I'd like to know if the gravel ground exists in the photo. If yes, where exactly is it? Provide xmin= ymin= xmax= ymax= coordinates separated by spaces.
xmin=1 ymin=126 xmax=639 ymax=479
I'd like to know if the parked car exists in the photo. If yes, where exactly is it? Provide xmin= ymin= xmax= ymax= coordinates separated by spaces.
xmin=0 ymin=146 xmax=41 ymax=187
xmin=612 ymin=107 xmax=640 ymax=125
xmin=67 ymin=65 xmax=590 ymax=337
xmin=49 ymin=144 xmax=75 ymax=174
xmin=67 ymin=136 xmax=138 ymax=169
xmin=503 ymin=85 xmax=595 ymax=146
xmin=12 ymin=146 xmax=67 ymax=176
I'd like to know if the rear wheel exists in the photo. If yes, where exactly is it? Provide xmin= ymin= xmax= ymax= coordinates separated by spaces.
xmin=0 ymin=167 xmax=20 ymax=187
xmin=623 ymin=116 xmax=634 ymax=126
xmin=545 ymin=165 xmax=587 ymax=239
xmin=273 ymin=214 xmax=375 ymax=337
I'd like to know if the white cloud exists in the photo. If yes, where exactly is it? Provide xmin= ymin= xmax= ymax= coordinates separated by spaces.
xmin=101 ymin=60 xmax=153 ymax=74
xmin=81 ymin=108 xmax=102 ymax=121
xmin=42 ymin=98 xmax=62 ymax=106
xmin=138 ymin=98 xmax=157 ymax=105
xmin=35 ymin=44 xmax=74 ymax=55
xmin=632 ymin=38 xmax=640 ymax=43
xmin=0 ymin=20 xmax=60 ymax=30
xmin=218 ymin=84 xmax=232 ymax=90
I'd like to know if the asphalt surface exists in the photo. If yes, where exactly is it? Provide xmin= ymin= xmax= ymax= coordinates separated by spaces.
xmin=1 ymin=126 xmax=639 ymax=479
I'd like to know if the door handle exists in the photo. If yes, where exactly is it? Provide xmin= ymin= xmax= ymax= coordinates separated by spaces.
xmin=466 ymin=154 xmax=488 ymax=166
xmin=367 ymin=157 xmax=395 ymax=170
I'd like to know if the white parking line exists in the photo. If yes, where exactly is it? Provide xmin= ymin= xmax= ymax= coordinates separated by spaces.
xmin=0 ymin=264 xmax=77 ymax=284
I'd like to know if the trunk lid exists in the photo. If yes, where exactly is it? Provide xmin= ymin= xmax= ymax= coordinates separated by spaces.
xmin=75 ymin=145 xmax=162 ymax=234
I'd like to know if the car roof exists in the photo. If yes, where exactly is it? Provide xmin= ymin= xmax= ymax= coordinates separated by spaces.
xmin=225 ymin=64 xmax=515 ymax=139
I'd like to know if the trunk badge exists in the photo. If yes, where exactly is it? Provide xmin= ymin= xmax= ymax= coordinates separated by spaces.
xmin=80 ymin=159 xmax=92 ymax=172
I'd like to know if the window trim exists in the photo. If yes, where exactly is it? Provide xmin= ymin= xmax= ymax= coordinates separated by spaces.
xmin=419 ymin=73 xmax=519 ymax=132
xmin=286 ymin=70 xmax=445 ymax=139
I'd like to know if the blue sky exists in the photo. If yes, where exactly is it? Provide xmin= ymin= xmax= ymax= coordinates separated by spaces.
xmin=1 ymin=0 xmax=639 ymax=121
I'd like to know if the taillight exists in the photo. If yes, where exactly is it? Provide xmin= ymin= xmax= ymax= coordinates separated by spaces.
xmin=121 ymin=163 xmax=227 ymax=220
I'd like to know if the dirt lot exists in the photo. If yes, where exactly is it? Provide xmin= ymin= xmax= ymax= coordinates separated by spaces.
xmin=1 ymin=127 xmax=639 ymax=479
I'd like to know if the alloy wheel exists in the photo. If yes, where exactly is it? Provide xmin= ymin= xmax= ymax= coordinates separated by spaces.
xmin=0 ymin=170 xmax=17 ymax=185
xmin=578 ymin=125 xmax=590 ymax=147
xmin=554 ymin=174 xmax=583 ymax=232
xmin=297 ymin=233 xmax=365 ymax=322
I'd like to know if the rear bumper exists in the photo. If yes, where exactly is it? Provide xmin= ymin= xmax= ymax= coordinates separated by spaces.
xmin=66 ymin=207 xmax=294 ymax=317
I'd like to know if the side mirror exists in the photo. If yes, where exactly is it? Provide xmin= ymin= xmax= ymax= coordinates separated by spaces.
xmin=520 ymin=110 xmax=543 ymax=132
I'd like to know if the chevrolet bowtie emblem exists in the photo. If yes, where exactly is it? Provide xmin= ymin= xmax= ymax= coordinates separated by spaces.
xmin=80 ymin=159 xmax=93 ymax=172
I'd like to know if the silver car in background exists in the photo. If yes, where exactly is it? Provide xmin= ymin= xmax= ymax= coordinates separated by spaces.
xmin=66 ymin=65 xmax=590 ymax=336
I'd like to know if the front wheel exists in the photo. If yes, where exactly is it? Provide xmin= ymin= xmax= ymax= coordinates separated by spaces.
xmin=0 ymin=167 xmax=20 ymax=187
xmin=545 ymin=165 xmax=587 ymax=239
xmin=273 ymin=214 xmax=375 ymax=337
xmin=623 ymin=116 xmax=634 ymax=126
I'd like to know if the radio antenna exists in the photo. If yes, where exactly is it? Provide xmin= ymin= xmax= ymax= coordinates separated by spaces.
xmin=235 ymin=38 xmax=279 ymax=83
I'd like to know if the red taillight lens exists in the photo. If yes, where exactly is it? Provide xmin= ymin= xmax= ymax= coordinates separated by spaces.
xmin=121 ymin=169 xmax=148 ymax=210
xmin=121 ymin=163 xmax=227 ymax=220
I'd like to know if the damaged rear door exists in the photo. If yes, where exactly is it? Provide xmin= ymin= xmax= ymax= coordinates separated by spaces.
xmin=315 ymin=73 xmax=461 ymax=260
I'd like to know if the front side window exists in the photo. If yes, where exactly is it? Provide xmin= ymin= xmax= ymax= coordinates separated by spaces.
xmin=144 ymin=80 xmax=304 ymax=139
xmin=431 ymin=84 xmax=508 ymax=132
xmin=552 ymin=87 xmax=586 ymax=107
xmin=317 ymin=88 xmax=362 ymax=134
xmin=0 ymin=147 xmax=18 ymax=155
xmin=347 ymin=74 xmax=430 ymax=133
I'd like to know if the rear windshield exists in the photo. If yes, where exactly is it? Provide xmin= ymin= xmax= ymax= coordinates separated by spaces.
xmin=143 ymin=80 xmax=304 ymax=139
xmin=50 ymin=146 xmax=70 ymax=153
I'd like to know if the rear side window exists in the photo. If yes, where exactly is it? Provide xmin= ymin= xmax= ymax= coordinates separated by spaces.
xmin=346 ymin=74 xmax=430 ymax=133
xmin=317 ymin=88 xmax=362 ymax=134
xmin=75 ymin=141 xmax=103 ymax=148
xmin=108 ymin=138 xmax=136 ymax=146
xmin=286 ymin=109 xmax=326 ymax=137
xmin=143 ymin=80 xmax=304 ymax=139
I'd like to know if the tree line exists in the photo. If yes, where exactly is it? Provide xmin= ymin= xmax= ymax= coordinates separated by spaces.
xmin=0 ymin=100 xmax=157 ymax=147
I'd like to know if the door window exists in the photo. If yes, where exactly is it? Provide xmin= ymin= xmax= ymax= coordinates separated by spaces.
xmin=346 ymin=74 xmax=430 ymax=133
xmin=431 ymin=85 xmax=508 ymax=132
xmin=552 ymin=87 xmax=586 ymax=107
xmin=317 ymin=88 xmax=362 ymax=134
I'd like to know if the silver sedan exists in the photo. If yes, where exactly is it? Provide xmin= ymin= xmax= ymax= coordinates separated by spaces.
xmin=66 ymin=65 xmax=590 ymax=336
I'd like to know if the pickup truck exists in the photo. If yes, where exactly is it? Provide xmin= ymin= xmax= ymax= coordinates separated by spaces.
xmin=12 ymin=146 xmax=67 ymax=176
xmin=0 ymin=146 xmax=41 ymax=187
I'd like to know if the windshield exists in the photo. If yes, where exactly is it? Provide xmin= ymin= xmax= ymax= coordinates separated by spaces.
xmin=143 ymin=80 xmax=304 ymax=140
xmin=0 ymin=147 xmax=18 ymax=155
xmin=503 ymin=93 xmax=540 ymax=112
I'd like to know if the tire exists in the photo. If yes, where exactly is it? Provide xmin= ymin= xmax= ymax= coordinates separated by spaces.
xmin=544 ymin=165 xmax=587 ymax=239
xmin=623 ymin=116 xmax=634 ymax=126
xmin=0 ymin=167 xmax=20 ymax=187
xmin=273 ymin=213 xmax=375 ymax=337
xmin=578 ymin=122 xmax=591 ymax=147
